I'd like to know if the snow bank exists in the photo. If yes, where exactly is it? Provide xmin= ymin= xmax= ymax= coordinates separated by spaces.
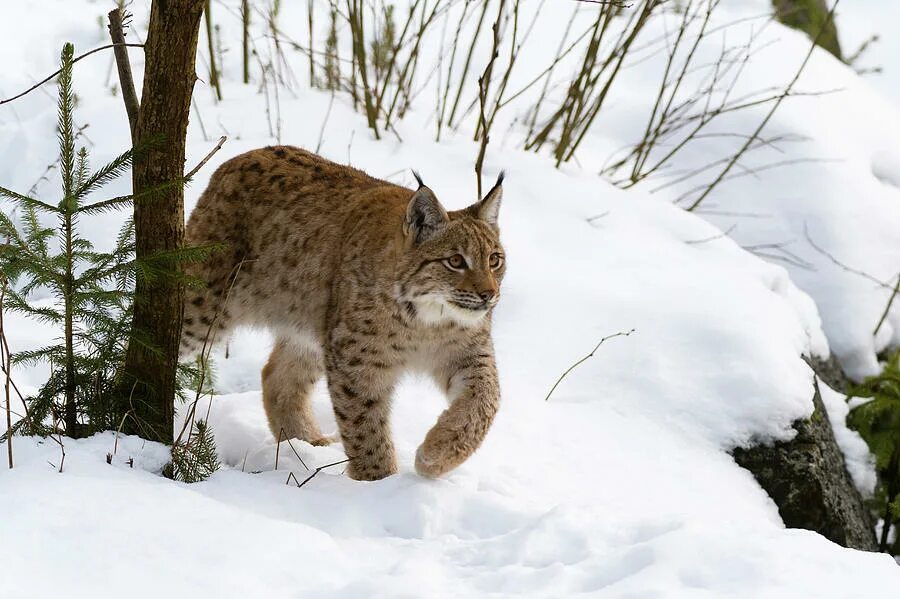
xmin=573 ymin=0 xmax=900 ymax=379
xmin=2 ymin=1 xmax=898 ymax=596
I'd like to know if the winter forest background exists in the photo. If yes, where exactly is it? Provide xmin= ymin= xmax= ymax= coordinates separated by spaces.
xmin=3 ymin=0 xmax=900 ymax=596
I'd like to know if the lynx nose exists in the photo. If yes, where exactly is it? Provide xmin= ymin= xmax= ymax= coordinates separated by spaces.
xmin=478 ymin=289 xmax=496 ymax=302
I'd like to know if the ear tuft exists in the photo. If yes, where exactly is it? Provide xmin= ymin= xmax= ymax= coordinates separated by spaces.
xmin=411 ymin=170 xmax=425 ymax=189
xmin=473 ymin=171 xmax=504 ymax=226
xmin=405 ymin=186 xmax=448 ymax=244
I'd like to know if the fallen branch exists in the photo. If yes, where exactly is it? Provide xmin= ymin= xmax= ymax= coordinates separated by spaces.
xmin=545 ymin=329 xmax=635 ymax=401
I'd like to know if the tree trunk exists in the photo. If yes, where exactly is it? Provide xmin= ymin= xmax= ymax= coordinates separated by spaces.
xmin=63 ymin=210 xmax=77 ymax=435
xmin=120 ymin=0 xmax=205 ymax=443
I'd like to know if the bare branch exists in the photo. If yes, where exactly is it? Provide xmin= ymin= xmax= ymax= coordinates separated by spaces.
xmin=286 ymin=458 xmax=352 ymax=488
xmin=185 ymin=136 xmax=227 ymax=181
xmin=107 ymin=8 xmax=140 ymax=142
xmin=545 ymin=329 xmax=635 ymax=401
xmin=0 ymin=43 xmax=144 ymax=107
xmin=686 ymin=0 xmax=840 ymax=211
xmin=804 ymin=223 xmax=893 ymax=290
xmin=873 ymin=274 xmax=900 ymax=337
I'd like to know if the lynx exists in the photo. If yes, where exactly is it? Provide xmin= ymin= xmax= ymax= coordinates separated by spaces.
xmin=181 ymin=146 xmax=505 ymax=481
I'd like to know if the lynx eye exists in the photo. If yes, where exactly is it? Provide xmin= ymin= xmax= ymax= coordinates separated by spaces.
xmin=445 ymin=254 xmax=467 ymax=271
xmin=489 ymin=253 xmax=504 ymax=270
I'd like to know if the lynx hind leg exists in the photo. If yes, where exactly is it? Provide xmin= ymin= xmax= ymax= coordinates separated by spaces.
xmin=262 ymin=337 xmax=333 ymax=446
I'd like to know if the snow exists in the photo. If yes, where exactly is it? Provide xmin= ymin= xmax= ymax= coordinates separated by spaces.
xmin=548 ymin=0 xmax=900 ymax=380
xmin=840 ymin=0 xmax=900 ymax=106
xmin=818 ymin=377 xmax=877 ymax=495
xmin=4 ymin=431 xmax=898 ymax=598
xmin=2 ymin=0 xmax=900 ymax=596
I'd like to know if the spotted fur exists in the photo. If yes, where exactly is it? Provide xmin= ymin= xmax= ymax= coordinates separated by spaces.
xmin=182 ymin=146 xmax=505 ymax=480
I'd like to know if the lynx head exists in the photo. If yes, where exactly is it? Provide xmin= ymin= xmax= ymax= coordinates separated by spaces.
xmin=396 ymin=173 xmax=506 ymax=327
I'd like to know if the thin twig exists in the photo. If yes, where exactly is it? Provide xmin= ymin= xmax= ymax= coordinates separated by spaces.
xmin=275 ymin=427 xmax=284 ymax=470
xmin=684 ymin=223 xmax=737 ymax=244
xmin=873 ymin=273 xmax=900 ymax=337
xmin=173 ymin=257 xmax=250 ymax=447
xmin=545 ymin=329 xmax=635 ymax=401
xmin=586 ymin=211 xmax=611 ymax=225
xmin=292 ymin=458 xmax=352 ymax=488
xmin=576 ymin=0 xmax=633 ymax=5
xmin=50 ymin=428 xmax=65 ymax=473
xmin=475 ymin=0 xmax=506 ymax=198
xmin=804 ymin=223 xmax=893 ymax=290
xmin=284 ymin=437 xmax=310 ymax=471
xmin=0 ymin=43 xmax=144 ymax=107
xmin=112 ymin=410 xmax=131 ymax=459
xmin=316 ymin=92 xmax=335 ymax=154
xmin=185 ymin=136 xmax=227 ymax=180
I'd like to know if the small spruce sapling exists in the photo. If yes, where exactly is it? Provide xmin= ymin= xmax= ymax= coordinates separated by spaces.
xmin=0 ymin=44 xmax=219 ymax=445
xmin=0 ymin=44 xmax=141 ymax=438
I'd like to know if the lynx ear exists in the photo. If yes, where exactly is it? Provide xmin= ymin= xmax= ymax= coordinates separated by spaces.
xmin=405 ymin=173 xmax=449 ymax=244
xmin=473 ymin=171 xmax=504 ymax=227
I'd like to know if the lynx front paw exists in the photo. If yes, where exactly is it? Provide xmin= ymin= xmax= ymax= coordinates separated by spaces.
xmin=415 ymin=442 xmax=452 ymax=479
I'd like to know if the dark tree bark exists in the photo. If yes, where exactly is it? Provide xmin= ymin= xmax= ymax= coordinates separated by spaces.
xmin=120 ymin=0 xmax=205 ymax=443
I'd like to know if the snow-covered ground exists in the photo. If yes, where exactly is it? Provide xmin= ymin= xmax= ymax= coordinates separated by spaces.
xmin=2 ymin=1 xmax=900 ymax=597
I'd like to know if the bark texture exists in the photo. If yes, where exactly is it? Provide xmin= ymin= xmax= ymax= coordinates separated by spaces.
xmin=121 ymin=0 xmax=205 ymax=443
xmin=733 ymin=376 xmax=877 ymax=551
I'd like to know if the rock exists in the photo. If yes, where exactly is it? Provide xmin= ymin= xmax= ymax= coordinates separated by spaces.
xmin=806 ymin=354 xmax=851 ymax=393
xmin=732 ymin=377 xmax=877 ymax=551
